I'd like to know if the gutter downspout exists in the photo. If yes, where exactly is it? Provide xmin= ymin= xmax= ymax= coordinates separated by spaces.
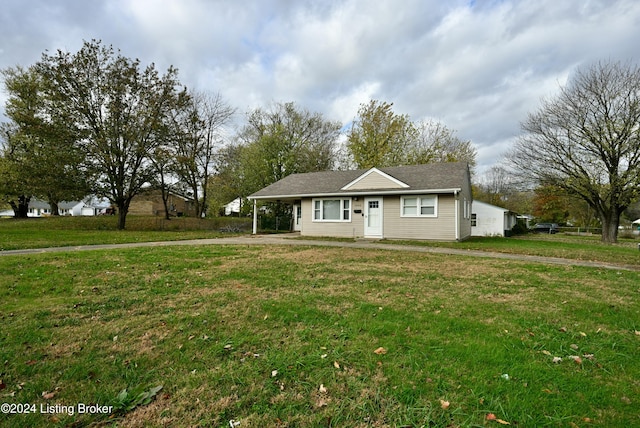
xmin=454 ymin=190 xmax=459 ymax=241
xmin=252 ymin=199 xmax=258 ymax=235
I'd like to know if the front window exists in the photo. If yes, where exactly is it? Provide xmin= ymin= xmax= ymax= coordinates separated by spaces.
xmin=313 ymin=198 xmax=351 ymax=221
xmin=401 ymin=195 xmax=437 ymax=217
xmin=402 ymin=197 xmax=417 ymax=216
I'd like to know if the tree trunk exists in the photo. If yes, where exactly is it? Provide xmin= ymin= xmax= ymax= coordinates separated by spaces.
xmin=117 ymin=204 xmax=128 ymax=230
xmin=10 ymin=195 xmax=30 ymax=218
xmin=600 ymin=210 xmax=620 ymax=244
xmin=160 ymin=188 xmax=171 ymax=220
xmin=50 ymin=200 xmax=60 ymax=216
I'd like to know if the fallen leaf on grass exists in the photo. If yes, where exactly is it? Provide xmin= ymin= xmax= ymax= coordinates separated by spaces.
xmin=496 ymin=419 xmax=510 ymax=425
xmin=486 ymin=413 xmax=497 ymax=421
xmin=318 ymin=384 xmax=327 ymax=394
xmin=315 ymin=396 xmax=329 ymax=408
xmin=541 ymin=350 xmax=551 ymax=356
xmin=42 ymin=391 xmax=56 ymax=399
xmin=333 ymin=361 xmax=340 ymax=369
xmin=271 ymin=370 xmax=278 ymax=377
xmin=374 ymin=347 xmax=387 ymax=355
xmin=552 ymin=357 xmax=562 ymax=364
xmin=439 ymin=399 xmax=450 ymax=410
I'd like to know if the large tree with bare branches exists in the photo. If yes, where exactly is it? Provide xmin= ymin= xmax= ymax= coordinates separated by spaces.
xmin=509 ymin=61 xmax=640 ymax=243
xmin=170 ymin=91 xmax=235 ymax=218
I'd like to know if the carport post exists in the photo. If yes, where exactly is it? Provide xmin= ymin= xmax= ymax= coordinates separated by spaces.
xmin=252 ymin=199 xmax=258 ymax=235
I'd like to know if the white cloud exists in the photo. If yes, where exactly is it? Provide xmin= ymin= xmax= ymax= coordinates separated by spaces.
xmin=2 ymin=0 xmax=640 ymax=174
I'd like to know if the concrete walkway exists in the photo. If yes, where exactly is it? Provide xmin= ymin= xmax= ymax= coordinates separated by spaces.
xmin=1 ymin=234 xmax=638 ymax=272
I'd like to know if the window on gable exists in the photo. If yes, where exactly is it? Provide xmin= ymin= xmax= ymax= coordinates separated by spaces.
xmin=471 ymin=213 xmax=477 ymax=226
xmin=401 ymin=195 xmax=437 ymax=217
xmin=313 ymin=198 xmax=351 ymax=222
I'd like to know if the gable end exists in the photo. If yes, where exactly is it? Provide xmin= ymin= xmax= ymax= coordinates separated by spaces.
xmin=341 ymin=168 xmax=410 ymax=191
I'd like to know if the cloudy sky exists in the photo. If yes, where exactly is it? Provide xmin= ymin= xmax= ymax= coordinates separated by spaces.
xmin=1 ymin=0 xmax=639 ymax=174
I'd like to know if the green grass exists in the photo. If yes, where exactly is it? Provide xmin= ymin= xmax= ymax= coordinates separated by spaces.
xmin=0 ymin=243 xmax=638 ymax=427
xmin=384 ymin=233 xmax=640 ymax=267
xmin=2 ymin=217 xmax=639 ymax=270
xmin=0 ymin=216 xmax=251 ymax=251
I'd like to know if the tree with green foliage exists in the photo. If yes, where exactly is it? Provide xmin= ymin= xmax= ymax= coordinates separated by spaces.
xmin=216 ymin=102 xmax=340 ymax=224
xmin=346 ymin=100 xmax=476 ymax=170
xmin=35 ymin=40 xmax=187 ymax=229
xmin=411 ymin=119 xmax=477 ymax=172
xmin=509 ymin=60 xmax=640 ymax=243
xmin=235 ymin=101 xmax=341 ymax=192
xmin=0 ymin=123 xmax=33 ymax=217
xmin=208 ymin=144 xmax=247 ymax=216
xmin=1 ymin=65 xmax=91 ymax=216
xmin=346 ymin=100 xmax=416 ymax=169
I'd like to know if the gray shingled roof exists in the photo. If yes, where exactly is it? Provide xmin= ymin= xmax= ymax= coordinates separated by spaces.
xmin=249 ymin=162 xmax=469 ymax=199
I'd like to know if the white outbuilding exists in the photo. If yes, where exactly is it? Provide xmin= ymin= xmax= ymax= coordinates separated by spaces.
xmin=471 ymin=200 xmax=519 ymax=237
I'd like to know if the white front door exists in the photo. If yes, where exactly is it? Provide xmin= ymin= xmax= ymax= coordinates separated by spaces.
xmin=364 ymin=197 xmax=383 ymax=238
xmin=293 ymin=204 xmax=302 ymax=231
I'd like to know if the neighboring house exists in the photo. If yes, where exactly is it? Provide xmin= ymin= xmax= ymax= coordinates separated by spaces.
xmin=0 ymin=198 xmax=111 ymax=217
xmin=129 ymin=190 xmax=196 ymax=217
xmin=223 ymin=197 xmax=243 ymax=216
xmin=248 ymin=162 xmax=473 ymax=241
xmin=471 ymin=200 xmax=519 ymax=237
xmin=27 ymin=199 xmax=85 ymax=217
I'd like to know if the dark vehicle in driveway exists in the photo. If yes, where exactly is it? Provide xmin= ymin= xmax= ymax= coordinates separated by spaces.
xmin=533 ymin=223 xmax=559 ymax=234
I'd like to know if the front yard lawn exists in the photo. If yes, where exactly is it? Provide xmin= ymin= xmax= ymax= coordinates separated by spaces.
xmin=1 ymin=245 xmax=638 ymax=427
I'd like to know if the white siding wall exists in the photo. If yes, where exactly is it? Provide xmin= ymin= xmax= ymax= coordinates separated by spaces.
xmin=301 ymin=195 xmax=461 ymax=240
xmin=471 ymin=201 xmax=507 ymax=236
xmin=382 ymin=195 xmax=457 ymax=240
xmin=300 ymin=198 xmax=365 ymax=238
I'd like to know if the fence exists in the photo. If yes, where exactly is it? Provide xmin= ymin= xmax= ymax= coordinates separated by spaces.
xmin=258 ymin=215 xmax=293 ymax=232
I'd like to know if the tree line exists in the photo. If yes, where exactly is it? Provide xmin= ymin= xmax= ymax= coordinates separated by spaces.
xmin=0 ymin=40 xmax=475 ymax=229
xmin=2 ymin=41 xmax=639 ymax=243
